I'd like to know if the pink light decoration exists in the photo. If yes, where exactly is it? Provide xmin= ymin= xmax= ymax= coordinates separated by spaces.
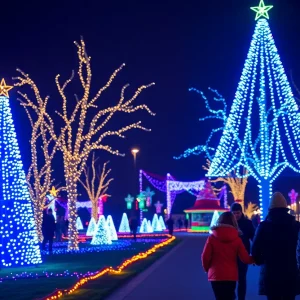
xmin=154 ymin=201 xmax=163 ymax=214
xmin=97 ymin=195 xmax=108 ymax=217
xmin=288 ymin=189 xmax=298 ymax=206
xmin=144 ymin=187 xmax=155 ymax=207
xmin=98 ymin=198 xmax=103 ymax=216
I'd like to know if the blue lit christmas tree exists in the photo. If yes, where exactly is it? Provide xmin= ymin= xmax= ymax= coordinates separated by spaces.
xmin=0 ymin=79 xmax=42 ymax=267
xmin=207 ymin=1 xmax=300 ymax=218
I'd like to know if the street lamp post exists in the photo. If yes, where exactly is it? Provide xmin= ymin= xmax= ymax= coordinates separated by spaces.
xmin=131 ymin=148 xmax=140 ymax=220
xmin=131 ymin=148 xmax=139 ymax=168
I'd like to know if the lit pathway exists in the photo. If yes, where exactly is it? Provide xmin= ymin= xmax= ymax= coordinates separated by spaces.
xmin=106 ymin=233 xmax=300 ymax=300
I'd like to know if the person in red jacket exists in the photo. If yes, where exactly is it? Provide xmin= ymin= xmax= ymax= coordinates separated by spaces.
xmin=202 ymin=212 xmax=254 ymax=300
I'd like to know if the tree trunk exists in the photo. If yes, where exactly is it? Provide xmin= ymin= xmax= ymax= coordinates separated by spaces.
xmin=66 ymin=173 xmax=79 ymax=250
xmin=92 ymin=201 xmax=98 ymax=222
xmin=34 ymin=204 xmax=44 ymax=243
xmin=260 ymin=178 xmax=272 ymax=220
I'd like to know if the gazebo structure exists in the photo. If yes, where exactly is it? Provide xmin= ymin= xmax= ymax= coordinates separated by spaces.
xmin=184 ymin=182 xmax=227 ymax=232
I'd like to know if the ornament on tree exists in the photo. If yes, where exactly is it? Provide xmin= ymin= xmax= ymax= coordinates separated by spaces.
xmin=91 ymin=215 xmax=112 ymax=245
xmin=86 ymin=217 xmax=97 ymax=236
xmin=125 ymin=194 xmax=134 ymax=210
xmin=158 ymin=215 xmax=166 ymax=230
xmin=76 ymin=217 xmax=83 ymax=230
xmin=154 ymin=201 xmax=163 ymax=214
xmin=151 ymin=214 xmax=162 ymax=232
xmin=106 ymin=215 xmax=118 ymax=241
xmin=144 ymin=187 xmax=155 ymax=207
xmin=147 ymin=220 xmax=153 ymax=233
xmin=118 ymin=213 xmax=130 ymax=233
xmin=0 ymin=80 xmax=42 ymax=267
xmin=139 ymin=218 xmax=148 ymax=233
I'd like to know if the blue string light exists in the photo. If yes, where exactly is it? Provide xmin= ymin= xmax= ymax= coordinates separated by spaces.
xmin=174 ymin=88 xmax=227 ymax=161
xmin=207 ymin=19 xmax=300 ymax=218
xmin=0 ymin=95 xmax=42 ymax=267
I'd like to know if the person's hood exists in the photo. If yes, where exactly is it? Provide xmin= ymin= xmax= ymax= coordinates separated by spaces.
xmin=269 ymin=192 xmax=287 ymax=209
xmin=211 ymin=224 xmax=240 ymax=243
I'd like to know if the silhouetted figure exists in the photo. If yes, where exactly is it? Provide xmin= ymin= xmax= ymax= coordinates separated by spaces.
xmin=166 ymin=217 xmax=174 ymax=235
xmin=42 ymin=208 xmax=56 ymax=253
xmin=130 ymin=217 xmax=138 ymax=241
xmin=251 ymin=214 xmax=260 ymax=230
xmin=55 ymin=215 xmax=64 ymax=242
xmin=252 ymin=192 xmax=300 ymax=299
xmin=184 ymin=218 xmax=189 ymax=230
xmin=177 ymin=218 xmax=183 ymax=229
xmin=231 ymin=202 xmax=255 ymax=300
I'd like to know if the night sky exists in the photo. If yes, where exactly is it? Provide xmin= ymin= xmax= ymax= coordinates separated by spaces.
xmin=1 ymin=0 xmax=300 ymax=216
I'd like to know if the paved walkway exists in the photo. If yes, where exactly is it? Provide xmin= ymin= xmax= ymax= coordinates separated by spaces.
xmin=107 ymin=233 xmax=300 ymax=300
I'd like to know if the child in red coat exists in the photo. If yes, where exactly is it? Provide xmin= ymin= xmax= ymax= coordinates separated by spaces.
xmin=202 ymin=212 xmax=254 ymax=300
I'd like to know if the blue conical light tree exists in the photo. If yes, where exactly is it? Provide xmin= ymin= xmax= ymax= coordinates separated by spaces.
xmin=0 ymin=79 xmax=42 ymax=267
xmin=207 ymin=2 xmax=300 ymax=218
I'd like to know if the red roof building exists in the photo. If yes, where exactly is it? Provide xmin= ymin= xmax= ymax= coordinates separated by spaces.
xmin=184 ymin=182 xmax=227 ymax=232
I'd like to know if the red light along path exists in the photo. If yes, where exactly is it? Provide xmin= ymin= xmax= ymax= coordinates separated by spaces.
xmin=107 ymin=233 xmax=300 ymax=300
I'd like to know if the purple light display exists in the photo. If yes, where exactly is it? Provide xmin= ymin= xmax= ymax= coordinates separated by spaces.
xmin=140 ymin=170 xmax=206 ymax=216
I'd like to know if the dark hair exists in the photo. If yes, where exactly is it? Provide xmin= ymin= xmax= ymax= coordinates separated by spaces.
xmin=231 ymin=202 xmax=243 ymax=212
xmin=48 ymin=208 xmax=53 ymax=213
xmin=217 ymin=212 xmax=238 ymax=229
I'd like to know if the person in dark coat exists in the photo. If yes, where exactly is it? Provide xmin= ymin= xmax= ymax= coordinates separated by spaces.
xmin=251 ymin=213 xmax=260 ymax=230
xmin=129 ymin=217 xmax=138 ymax=241
xmin=252 ymin=192 xmax=300 ymax=300
xmin=166 ymin=217 xmax=174 ymax=235
xmin=42 ymin=208 xmax=56 ymax=253
xmin=184 ymin=218 xmax=189 ymax=230
xmin=177 ymin=218 xmax=183 ymax=229
xmin=231 ymin=202 xmax=255 ymax=300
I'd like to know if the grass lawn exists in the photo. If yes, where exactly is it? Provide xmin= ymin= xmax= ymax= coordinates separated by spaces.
xmin=0 ymin=238 xmax=171 ymax=300
xmin=62 ymin=238 xmax=180 ymax=300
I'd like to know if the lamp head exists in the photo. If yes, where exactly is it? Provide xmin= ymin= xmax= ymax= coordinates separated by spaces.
xmin=131 ymin=148 xmax=139 ymax=155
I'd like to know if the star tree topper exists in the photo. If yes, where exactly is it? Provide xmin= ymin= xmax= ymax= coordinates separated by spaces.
xmin=0 ymin=79 xmax=13 ymax=97
xmin=251 ymin=0 xmax=273 ymax=21
xmin=49 ymin=186 xmax=59 ymax=198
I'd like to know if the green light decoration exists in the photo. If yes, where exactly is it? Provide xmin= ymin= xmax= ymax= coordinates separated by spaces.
xmin=125 ymin=194 xmax=134 ymax=210
xmin=251 ymin=0 xmax=273 ymax=21
xmin=137 ymin=192 xmax=146 ymax=209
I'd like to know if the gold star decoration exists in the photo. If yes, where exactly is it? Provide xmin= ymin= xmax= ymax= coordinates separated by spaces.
xmin=49 ymin=186 xmax=59 ymax=198
xmin=0 ymin=79 xmax=13 ymax=97
xmin=251 ymin=0 xmax=273 ymax=21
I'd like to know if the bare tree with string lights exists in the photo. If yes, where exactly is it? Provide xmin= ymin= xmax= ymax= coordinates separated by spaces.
xmin=79 ymin=153 xmax=113 ymax=222
xmin=13 ymin=75 xmax=58 ymax=242
xmin=14 ymin=38 xmax=155 ymax=250
xmin=203 ymin=160 xmax=248 ymax=211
